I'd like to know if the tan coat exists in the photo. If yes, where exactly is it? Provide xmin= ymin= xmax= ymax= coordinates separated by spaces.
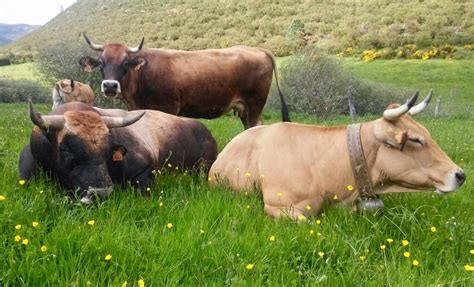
xmin=52 ymin=79 xmax=94 ymax=109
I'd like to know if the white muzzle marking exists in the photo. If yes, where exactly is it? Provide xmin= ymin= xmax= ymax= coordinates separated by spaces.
xmin=101 ymin=80 xmax=121 ymax=98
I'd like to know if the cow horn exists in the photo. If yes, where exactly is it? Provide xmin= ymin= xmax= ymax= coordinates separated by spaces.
xmin=127 ymin=37 xmax=144 ymax=53
xmin=102 ymin=111 xmax=145 ymax=128
xmin=29 ymin=100 xmax=65 ymax=129
xmin=408 ymin=90 xmax=433 ymax=116
xmin=383 ymin=91 xmax=419 ymax=120
xmin=83 ymin=33 xmax=104 ymax=51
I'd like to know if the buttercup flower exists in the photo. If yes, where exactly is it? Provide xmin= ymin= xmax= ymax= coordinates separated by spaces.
xmin=465 ymin=264 xmax=474 ymax=271
xmin=403 ymin=252 xmax=410 ymax=258
xmin=386 ymin=238 xmax=394 ymax=244
xmin=159 ymin=202 xmax=164 ymax=207
xmin=207 ymin=176 xmax=212 ymax=181
xmin=380 ymin=245 xmax=386 ymax=250
xmin=104 ymin=254 xmax=112 ymax=261
xmin=18 ymin=179 xmax=26 ymax=185
xmin=0 ymin=195 xmax=5 ymax=201
xmin=359 ymin=256 xmax=366 ymax=261
xmin=246 ymin=264 xmax=254 ymax=270
xmin=269 ymin=236 xmax=276 ymax=241
xmin=22 ymin=239 xmax=29 ymax=245
xmin=121 ymin=281 xmax=128 ymax=287
xmin=470 ymin=249 xmax=474 ymax=255
xmin=87 ymin=220 xmax=95 ymax=226
xmin=402 ymin=240 xmax=409 ymax=246
xmin=138 ymin=279 xmax=145 ymax=287
xmin=200 ymin=229 xmax=205 ymax=234
xmin=430 ymin=226 xmax=437 ymax=232
xmin=32 ymin=221 xmax=39 ymax=228
xmin=333 ymin=195 xmax=338 ymax=200
xmin=41 ymin=245 xmax=48 ymax=252
xmin=412 ymin=260 xmax=420 ymax=266
xmin=14 ymin=235 xmax=21 ymax=242
xmin=309 ymin=230 xmax=315 ymax=235
xmin=298 ymin=215 xmax=306 ymax=221
xmin=306 ymin=205 xmax=311 ymax=210
xmin=346 ymin=185 xmax=354 ymax=191
xmin=166 ymin=223 xmax=173 ymax=229
xmin=245 ymin=172 xmax=251 ymax=177
xmin=15 ymin=224 xmax=21 ymax=230
xmin=318 ymin=252 xmax=324 ymax=258
xmin=316 ymin=220 xmax=321 ymax=225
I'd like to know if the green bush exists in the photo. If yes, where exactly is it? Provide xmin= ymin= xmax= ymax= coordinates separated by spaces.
xmin=0 ymin=79 xmax=49 ymax=103
xmin=269 ymin=48 xmax=408 ymax=117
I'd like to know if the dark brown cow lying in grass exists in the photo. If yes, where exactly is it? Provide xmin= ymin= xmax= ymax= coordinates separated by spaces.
xmin=209 ymin=92 xmax=466 ymax=218
xmin=19 ymin=101 xmax=217 ymax=203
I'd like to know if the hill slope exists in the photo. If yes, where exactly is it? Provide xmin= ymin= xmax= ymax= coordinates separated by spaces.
xmin=0 ymin=24 xmax=39 ymax=46
xmin=4 ymin=0 xmax=473 ymax=56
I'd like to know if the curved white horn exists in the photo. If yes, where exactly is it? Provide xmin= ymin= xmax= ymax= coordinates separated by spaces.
xmin=383 ymin=91 xmax=419 ymax=120
xmin=408 ymin=90 xmax=433 ymax=116
xmin=102 ymin=111 xmax=145 ymax=128
xmin=29 ymin=100 xmax=65 ymax=129
xmin=83 ymin=33 xmax=104 ymax=51
xmin=127 ymin=37 xmax=144 ymax=53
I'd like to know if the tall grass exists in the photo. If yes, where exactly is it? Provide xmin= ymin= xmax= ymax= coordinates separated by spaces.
xmin=0 ymin=104 xmax=472 ymax=285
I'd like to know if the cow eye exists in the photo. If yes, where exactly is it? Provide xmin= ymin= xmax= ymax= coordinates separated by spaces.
xmin=409 ymin=138 xmax=424 ymax=146
xmin=122 ymin=60 xmax=129 ymax=68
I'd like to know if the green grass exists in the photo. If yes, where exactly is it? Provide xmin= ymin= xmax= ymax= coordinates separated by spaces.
xmin=0 ymin=103 xmax=473 ymax=285
xmin=342 ymin=59 xmax=474 ymax=113
xmin=0 ymin=62 xmax=42 ymax=82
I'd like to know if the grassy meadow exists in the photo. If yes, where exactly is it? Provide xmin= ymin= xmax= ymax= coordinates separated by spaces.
xmin=0 ymin=100 xmax=473 ymax=285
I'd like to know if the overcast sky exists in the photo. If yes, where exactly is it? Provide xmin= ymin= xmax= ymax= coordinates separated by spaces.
xmin=0 ymin=0 xmax=76 ymax=25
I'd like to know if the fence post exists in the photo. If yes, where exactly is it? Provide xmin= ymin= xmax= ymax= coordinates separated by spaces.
xmin=434 ymin=96 xmax=441 ymax=117
xmin=348 ymin=86 xmax=356 ymax=120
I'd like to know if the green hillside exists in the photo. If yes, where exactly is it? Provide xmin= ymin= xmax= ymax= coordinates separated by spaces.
xmin=3 ymin=0 xmax=473 ymax=56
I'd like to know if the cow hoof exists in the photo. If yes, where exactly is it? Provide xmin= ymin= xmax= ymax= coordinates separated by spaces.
xmin=80 ymin=196 xmax=93 ymax=205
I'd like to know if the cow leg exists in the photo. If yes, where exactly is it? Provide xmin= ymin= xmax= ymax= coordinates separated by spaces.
xmin=244 ymin=99 xmax=265 ymax=129
xmin=18 ymin=144 xmax=38 ymax=182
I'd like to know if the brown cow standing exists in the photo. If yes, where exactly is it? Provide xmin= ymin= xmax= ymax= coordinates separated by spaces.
xmin=79 ymin=34 xmax=290 ymax=129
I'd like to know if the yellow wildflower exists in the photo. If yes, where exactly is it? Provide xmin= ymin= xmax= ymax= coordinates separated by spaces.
xmin=207 ymin=176 xmax=212 ymax=181
xmin=430 ymin=226 xmax=437 ymax=233
xmin=0 ymin=195 xmax=5 ymax=201
xmin=317 ymin=232 xmax=322 ymax=236
xmin=246 ymin=264 xmax=254 ymax=270
xmin=359 ymin=256 xmax=366 ymax=261
xmin=104 ymin=254 xmax=112 ymax=261
xmin=22 ymin=239 xmax=29 ymax=245
xmin=316 ymin=219 xmax=321 ymax=225
xmin=200 ymin=229 xmax=205 ymax=235
xmin=245 ymin=172 xmax=251 ymax=177
xmin=412 ymin=260 xmax=420 ymax=266
xmin=138 ymin=279 xmax=145 ymax=287
xmin=318 ymin=252 xmax=324 ymax=258
xmin=298 ymin=215 xmax=306 ymax=221
xmin=277 ymin=192 xmax=282 ymax=197
xmin=166 ymin=223 xmax=173 ymax=229
xmin=167 ymin=163 xmax=172 ymax=168
xmin=41 ymin=245 xmax=48 ymax=252
xmin=403 ymin=252 xmax=410 ymax=258
xmin=260 ymin=174 xmax=265 ymax=179
xmin=14 ymin=235 xmax=21 ymax=242
xmin=465 ymin=264 xmax=474 ymax=271
xmin=386 ymin=238 xmax=394 ymax=244
xmin=306 ymin=205 xmax=311 ymax=210
xmin=87 ymin=220 xmax=95 ymax=226
xmin=269 ymin=235 xmax=276 ymax=241
xmin=346 ymin=185 xmax=354 ymax=191
xmin=402 ymin=240 xmax=409 ymax=246
xmin=333 ymin=195 xmax=338 ymax=200
xmin=309 ymin=230 xmax=315 ymax=235
xmin=380 ymin=245 xmax=386 ymax=251
xmin=18 ymin=179 xmax=26 ymax=185
xmin=121 ymin=281 xmax=128 ymax=287
xmin=470 ymin=249 xmax=474 ymax=255
xmin=32 ymin=221 xmax=39 ymax=228
xmin=159 ymin=202 xmax=164 ymax=207
xmin=246 ymin=205 xmax=250 ymax=209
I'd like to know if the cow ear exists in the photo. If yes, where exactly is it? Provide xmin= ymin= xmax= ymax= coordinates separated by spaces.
xmin=112 ymin=144 xmax=127 ymax=161
xmin=130 ymin=57 xmax=147 ymax=71
xmin=374 ymin=120 xmax=408 ymax=151
xmin=79 ymin=56 xmax=100 ymax=73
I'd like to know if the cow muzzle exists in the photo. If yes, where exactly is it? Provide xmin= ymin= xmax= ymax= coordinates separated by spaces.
xmin=80 ymin=186 xmax=114 ymax=204
xmin=435 ymin=168 xmax=466 ymax=195
xmin=101 ymin=80 xmax=121 ymax=98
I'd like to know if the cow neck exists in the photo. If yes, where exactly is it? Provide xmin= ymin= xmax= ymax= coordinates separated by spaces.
xmin=347 ymin=123 xmax=376 ymax=199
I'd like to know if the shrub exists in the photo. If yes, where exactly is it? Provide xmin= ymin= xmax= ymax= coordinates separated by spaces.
xmin=0 ymin=79 xmax=49 ymax=103
xmin=268 ymin=48 xmax=407 ymax=117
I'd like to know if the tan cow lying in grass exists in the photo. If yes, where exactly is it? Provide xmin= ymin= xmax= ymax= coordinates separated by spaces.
xmin=209 ymin=92 xmax=466 ymax=218
xmin=52 ymin=79 xmax=94 ymax=109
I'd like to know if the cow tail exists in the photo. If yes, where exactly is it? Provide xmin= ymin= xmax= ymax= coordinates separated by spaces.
xmin=262 ymin=49 xmax=290 ymax=122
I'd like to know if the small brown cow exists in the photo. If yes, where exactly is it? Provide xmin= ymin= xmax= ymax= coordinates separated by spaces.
xmin=52 ymin=79 xmax=94 ymax=109
xmin=209 ymin=92 xmax=466 ymax=218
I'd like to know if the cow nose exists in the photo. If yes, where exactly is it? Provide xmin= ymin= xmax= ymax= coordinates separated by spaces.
xmin=104 ymin=81 xmax=117 ymax=90
xmin=455 ymin=170 xmax=466 ymax=185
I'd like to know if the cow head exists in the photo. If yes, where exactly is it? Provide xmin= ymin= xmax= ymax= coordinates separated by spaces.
xmin=29 ymin=101 xmax=145 ymax=203
xmin=79 ymin=33 xmax=147 ymax=98
xmin=372 ymin=91 xmax=465 ymax=195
